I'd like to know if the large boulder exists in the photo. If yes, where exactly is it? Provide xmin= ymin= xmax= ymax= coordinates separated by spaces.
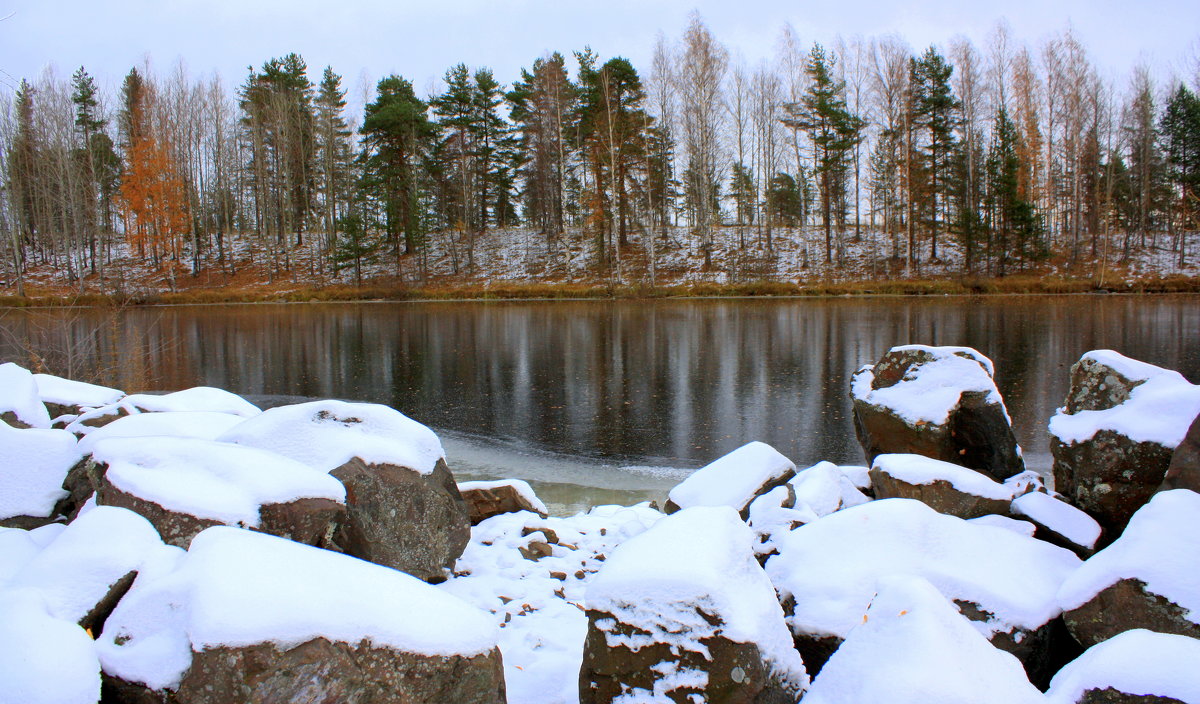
xmin=1050 ymin=351 xmax=1200 ymax=541
xmin=850 ymin=345 xmax=1024 ymax=482
xmin=665 ymin=441 xmax=797 ymax=518
xmin=869 ymin=453 xmax=1014 ymax=519
xmin=803 ymin=575 xmax=1044 ymax=704
xmin=580 ymin=506 xmax=808 ymax=703
xmin=89 ymin=436 xmax=346 ymax=549
xmin=1160 ymin=412 xmax=1200 ymax=493
xmin=96 ymin=527 xmax=505 ymax=704
xmin=765 ymin=498 xmax=1081 ymax=678
xmin=0 ymin=421 xmax=82 ymax=528
xmin=220 ymin=400 xmax=470 ymax=582
xmin=1057 ymin=489 xmax=1200 ymax=648
xmin=1046 ymin=629 xmax=1200 ymax=704
xmin=458 ymin=478 xmax=548 ymax=524
xmin=0 ymin=362 xmax=52 ymax=429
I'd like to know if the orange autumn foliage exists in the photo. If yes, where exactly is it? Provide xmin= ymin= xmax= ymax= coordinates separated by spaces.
xmin=118 ymin=135 xmax=189 ymax=264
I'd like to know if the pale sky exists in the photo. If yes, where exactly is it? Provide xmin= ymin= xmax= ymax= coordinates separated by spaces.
xmin=1 ymin=0 xmax=1197 ymax=109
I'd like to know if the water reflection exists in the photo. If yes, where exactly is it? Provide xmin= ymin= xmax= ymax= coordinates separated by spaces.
xmin=2 ymin=296 xmax=1197 ymax=477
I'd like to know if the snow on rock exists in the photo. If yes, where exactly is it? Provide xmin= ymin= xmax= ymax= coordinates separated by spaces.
xmin=0 ymin=523 xmax=66 ymax=584
xmin=122 ymin=387 xmax=261 ymax=418
xmin=75 ymin=411 xmax=246 ymax=456
xmin=1012 ymin=491 xmax=1102 ymax=553
xmin=0 ymin=588 xmax=101 ymax=704
xmin=747 ymin=461 xmax=871 ymax=558
xmin=1057 ymin=489 xmax=1200 ymax=646
xmin=98 ymin=526 xmax=501 ymax=697
xmin=967 ymin=514 xmax=1038 ymax=538
xmin=219 ymin=399 xmax=444 ymax=474
xmin=441 ymin=504 xmax=664 ymax=704
xmin=851 ymin=345 xmax=1024 ymax=482
xmin=1046 ymin=629 xmax=1200 ymax=704
xmin=3 ymin=507 xmax=166 ymax=629
xmin=664 ymin=441 xmax=796 ymax=517
xmin=90 ymin=436 xmax=346 ymax=547
xmin=581 ymin=506 xmax=808 ymax=703
xmin=1050 ymin=351 xmax=1200 ymax=541
xmin=766 ymin=498 xmax=1080 ymax=671
xmin=870 ymin=453 xmax=1014 ymax=519
xmin=0 ymin=421 xmax=82 ymax=523
xmin=33 ymin=373 xmax=123 ymax=411
xmin=459 ymin=479 xmax=549 ymax=524
xmin=803 ymin=575 xmax=1044 ymax=704
xmin=0 ymin=362 xmax=52 ymax=429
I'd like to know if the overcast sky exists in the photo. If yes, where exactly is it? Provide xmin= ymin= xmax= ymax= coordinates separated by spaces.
xmin=2 ymin=0 xmax=1197 ymax=109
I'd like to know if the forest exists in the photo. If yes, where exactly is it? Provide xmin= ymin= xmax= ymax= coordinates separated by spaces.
xmin=2 ymin=14 xmax=1199 ymax=296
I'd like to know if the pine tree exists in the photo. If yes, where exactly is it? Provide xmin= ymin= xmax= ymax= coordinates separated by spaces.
xmin=508 ymin=53 xmax=575 ymax=240
xmin=1161 ymin=84 xmax=1200 ymax=266
xmin=331 ymin=212 xmax=378 ymax=286
xmin=315 ymin=66 xmax=353 ymax=261
xmin=782 ymin=43 xmax=864 ymax=264
xmin=986 ymin=108 xmax=1044 ymax=274
xmin=910 ymin=46 xmax=960 ymax=261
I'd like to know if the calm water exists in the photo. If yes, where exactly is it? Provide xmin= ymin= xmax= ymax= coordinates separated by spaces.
xmin=3 ymin=296 xmax=1198 ymax=513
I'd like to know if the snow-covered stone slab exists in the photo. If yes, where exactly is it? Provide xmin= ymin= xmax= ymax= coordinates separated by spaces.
xmin=580 ymin=506 xmax=808 ymax=703
xmin=458 ymin=478 xmax=548 ymax=524
xmin=33 ymin=373 xmax=124 ymax=418
xmin=870 ymin=453 xmax=1014 ymax=519
xmin=75 ymin=410 xmax=246 ymax=456
xmin=0 ymin=362 xmax=52 ymax=429
xmin=0 ymin=588 xmax=101 ymax=704
xmin=665 ymin=441 xmax=796 ymax=518
xmin=0 ymin=421 xmax=82 ymax=526
xmin=0 ymin=523 xmax=65 ymax=584
xmin=766 ymin=498 xmax=1081 ymax=672
xmin=1012 ymin=491 xmax=1102 ymax=556
xmin=88 ymin=436 xmax=346 ymax=548
xmin=122 ymin=387 xmax=261 ymax=417
xmin=97 ymin=526 xmax=504 ymax=702
xmin=851 ymin=345 xmax=1024 ymax=481
xmin=803 ymin=575 xmax=1044 ymax=704
xmin=222 ymin=400 xmax=469 ymax=582
xmin=3 ymin=506 xmax=169 ymax=633
xmin=1057 ymin=489 xmax=1200 ymax=647
xmin=1050 ymin=350 xmax=1200 ymax=541
xmin=1046 ymin=629 xmax=1200 ymax=704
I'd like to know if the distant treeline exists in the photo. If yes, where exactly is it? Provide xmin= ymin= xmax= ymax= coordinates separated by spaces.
xmin=1 ymin=14 xmax=1199 ymax=294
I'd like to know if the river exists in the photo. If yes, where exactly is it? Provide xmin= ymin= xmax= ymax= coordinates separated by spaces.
xmin=2 ymin=295 xmax=1197 ymax=514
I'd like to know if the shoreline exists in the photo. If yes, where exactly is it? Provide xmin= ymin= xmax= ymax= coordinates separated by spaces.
xmin=3 ymin=274 xmax=1199 ymax=308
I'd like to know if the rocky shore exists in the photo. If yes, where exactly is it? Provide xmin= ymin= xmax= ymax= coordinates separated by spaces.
xmin=1 ymin=344 xmax=1198 ymax=703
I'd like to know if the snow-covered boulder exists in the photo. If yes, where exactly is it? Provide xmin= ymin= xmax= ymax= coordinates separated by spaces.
xmin=0 ymin=421 xmax=82 ymax=527
xmin=0 ymin=588 xmax=101 ymax=704
xmin=747 ymin=461 xmax=870 ymax=559
xmin=97 ymin=526 xmax=505 ymax=703
xmin=2 ymin=506 xmax=169 ymax=634
xmin=1046 ymin=629 xmax=1200 ymax=704
xmin=0 ymin=362 xmax=52 ymax=429
xmin=219 ymin=400 xmax=469 ymax=582
xmin=33 ymin=372 xmax=123 ymax=422
xmin=89 ymin=437 xmax=346 ymax=548
xmin=766 ymin=498 xmax=1081 ymax=675
xmin=850 ymin=345 xmax=1024 ymax=481
xmin=869 ymin=453 xmax=1014 ymax=519
xmin=1057 ymin=489 xmax=1200 ymax=648
xmin=0 ymin=523 xmax=65 ymax=584
xmin=580 ymin=506 xmax=808 ymax=703
xmin=1161 ymin=411 xmax=1200 ymax=493
xmin=1050 ymin=351 xmax=1200 ymax=541
xmin=458 ymin=478 xmax=548 ymax=524
xmin=75 ymin=410 xmax=246 ymax=457
xmin=65 ymin=386 xmax=261 ymax=433
xmin=804 ymin=575 xmax=1044 ymax=704
xmin=1012 ymin=491 xmax=1103 ymax=557
xmin=664 ymin=441 xmax=796 ymax=518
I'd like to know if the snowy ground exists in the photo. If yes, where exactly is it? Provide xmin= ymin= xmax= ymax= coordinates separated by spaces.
xmin=7 ymin=224 xmax=1198 ymax=296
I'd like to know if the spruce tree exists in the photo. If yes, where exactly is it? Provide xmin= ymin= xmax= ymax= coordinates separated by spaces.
xmin=910 ymin=46 xmax=960 ymax=261
xmin=315 ymin=66 xmax=353 ymax=260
